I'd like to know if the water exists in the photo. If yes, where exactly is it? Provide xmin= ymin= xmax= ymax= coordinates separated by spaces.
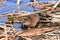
xmin=0 ymin=16 xmax=6 ymax=24
xmin=0 ymin=0 xmax=57 ymax=14
xmin=14 ymin=22 xmax=22 ymax=29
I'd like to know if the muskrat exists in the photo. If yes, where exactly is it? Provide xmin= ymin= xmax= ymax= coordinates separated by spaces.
xmin=21 ymin=14 xmax=40 ymax=30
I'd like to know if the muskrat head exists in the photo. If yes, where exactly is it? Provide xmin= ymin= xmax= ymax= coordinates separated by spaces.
xmin=21 ymin=14 xmax=40 ymax=30
xmin=22 ymin=17 xmax=31 ymax=27
xmin=20 ymin=17 xmax=31 ymax=30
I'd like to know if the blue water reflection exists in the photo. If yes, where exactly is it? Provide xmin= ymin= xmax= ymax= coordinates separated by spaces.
xmin=14 ymin=22 xmax=21 ymax=29
xmin=0 ymin=17 xmax=6 ymax=24
xmin=0 ymin=0 xmax=57 ymax=14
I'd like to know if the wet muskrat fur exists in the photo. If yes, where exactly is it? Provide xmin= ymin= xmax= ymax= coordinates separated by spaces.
xmin=21 ymin=14 xmax=40 ymax=30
